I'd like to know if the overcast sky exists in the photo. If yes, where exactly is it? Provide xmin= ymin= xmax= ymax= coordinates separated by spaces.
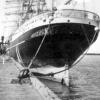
xmin=84 ymin=0 xmax=100 ymax=53
xmin=0 ymin=0 xmax=100 ymax=53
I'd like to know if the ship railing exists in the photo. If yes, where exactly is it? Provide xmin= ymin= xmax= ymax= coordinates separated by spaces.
xmin=20 ymin=9 xmax=100 ymax=27
xmin=17 ymin=9 xmax=100 ymax=35
xmin=27 ymin=9 xmax=99 ymax=21
xmin=53 ymin=9 xmax=100 ymax=21
xmin=8 ymin=9 xmax=100 ymax=40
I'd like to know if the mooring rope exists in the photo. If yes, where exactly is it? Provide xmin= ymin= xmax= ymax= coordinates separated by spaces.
xmin=11 ymin=19 xmax=52 ymax=76
xmin=15 ymin=24 xmax=98 ymax=77
xmin=81 ymin=24 xmax=90 ymax=46
xmin=43 ymin=25 xmax=99 ymax=76
xmin=72 ymin=25 xmax=98 ymax=67
xmin=27 ymin=22 xmax=51 ymax=69
xmin=16 ymin=46 xmax=25 ymax=67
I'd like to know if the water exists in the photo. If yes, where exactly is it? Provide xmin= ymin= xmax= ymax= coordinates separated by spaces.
xmin=39 ymin=55 xmax=100 ymax=100
xmin=0 ymin=56 xmax=43 ymax=100
xmin=1 ymin=55 xmax=100 ymax=100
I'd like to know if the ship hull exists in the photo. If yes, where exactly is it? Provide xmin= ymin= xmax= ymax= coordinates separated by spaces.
xmin=8 ymin=23 xmax=98 ymax=68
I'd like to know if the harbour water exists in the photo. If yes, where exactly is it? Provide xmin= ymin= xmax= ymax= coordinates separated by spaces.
xmin=0 ymin=56 xmax=43 ymax=100
xmin=39 ymin=55 xmax=100 ymax=100
xmin=0 ymin=55 xmax=100 ymax=100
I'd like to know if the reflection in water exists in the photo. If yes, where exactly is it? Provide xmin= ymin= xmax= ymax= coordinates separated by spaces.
xmin=39 ymin=77 xmax=82 ymax=100
xmin=39 ymin=55 xmax=100 ymax=100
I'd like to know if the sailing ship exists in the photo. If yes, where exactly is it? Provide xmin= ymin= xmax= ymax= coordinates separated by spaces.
xmin=7 ymin=0 xmax=100 ymax=69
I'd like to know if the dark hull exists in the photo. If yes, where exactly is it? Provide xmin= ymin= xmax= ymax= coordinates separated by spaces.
xmin=9 ymin=23 xmax=98 ymax=68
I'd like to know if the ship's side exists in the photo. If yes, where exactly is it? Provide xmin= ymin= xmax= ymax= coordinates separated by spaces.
xmin=7 ymin=9 xmax=100 ymax=68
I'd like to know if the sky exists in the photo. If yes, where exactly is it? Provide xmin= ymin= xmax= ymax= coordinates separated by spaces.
xmin=0 ymin=0 xmax=5 ymax=36
xmin=0 ymin=0 xmax=100 ymax=53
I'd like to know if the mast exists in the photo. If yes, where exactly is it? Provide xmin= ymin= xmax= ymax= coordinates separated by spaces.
xmin=37 ymin=0 xmax=46 ymax=14
xmin=51 ymin=0 xmax=53 ymax=11
xmin=51 ymin=0 xmax=57 ymax=12
xmin=83 ymin=0 xmax=86 ymax=10
xmin=37 ymin=0 xmax=40 ymax=14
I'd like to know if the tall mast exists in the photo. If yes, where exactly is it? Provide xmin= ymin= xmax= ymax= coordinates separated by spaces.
xmin=36 ymin=0 xmax=47 ymax=14
xmin=83 ymin=0 xmax=86 ymax=10
xmin=37 ymin=0 xmax=40 ymax=14
xmin=52 ymin=0 xmax=53 ymax=11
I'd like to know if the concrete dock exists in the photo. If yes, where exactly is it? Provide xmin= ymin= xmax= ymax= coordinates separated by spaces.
xmin=0 ymin=55 xmax=45 ymax=100
xmin=0 ymin=55 xmax=60 ymax=100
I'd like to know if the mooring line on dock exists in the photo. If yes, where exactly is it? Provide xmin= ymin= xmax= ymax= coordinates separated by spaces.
xmin=12 ymin=57 xmax=61 ymax=100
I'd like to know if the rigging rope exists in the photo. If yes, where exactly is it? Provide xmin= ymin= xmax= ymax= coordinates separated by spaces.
xmin=72 ymin=25 xmax=98 ymax=66
xmin=15 ymin=23 xmax=98 ymax=77
xmin=15 ymin=18 xmax=52 ymax=75
xmin=14 ymin=7 xmax=99 ymax=77
xmin=81 ymin=24 xmax=90 ymax=46
xmin=27 ymin=22 xmax=51 ymax=69
xmin=16 ymin=46 xmax=25 ymax=68
xmin=22 ymin=0 xmax=33 ymax=22
xmin=41 ymin=25 xmax=98 ymax=77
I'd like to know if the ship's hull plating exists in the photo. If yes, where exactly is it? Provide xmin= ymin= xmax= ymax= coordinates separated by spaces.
xmin=9 ymin=23 xmax=98 ymax=68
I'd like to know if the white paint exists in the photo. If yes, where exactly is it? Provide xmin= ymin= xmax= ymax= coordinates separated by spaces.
xmin=63 ymin=69 xmax=69 ymax=86
xmin=3 ymin=57 xmax=5 ymax=64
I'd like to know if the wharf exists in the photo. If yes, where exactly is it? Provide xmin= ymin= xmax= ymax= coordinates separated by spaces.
xmin=0 ymin=55 xmax=44 ymax=100
xmin=0 ymin=55 xmax=60 ymax=100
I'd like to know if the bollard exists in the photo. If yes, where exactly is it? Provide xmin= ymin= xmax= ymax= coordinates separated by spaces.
xmin=63 ymin=69 xmax=69 ymax=86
